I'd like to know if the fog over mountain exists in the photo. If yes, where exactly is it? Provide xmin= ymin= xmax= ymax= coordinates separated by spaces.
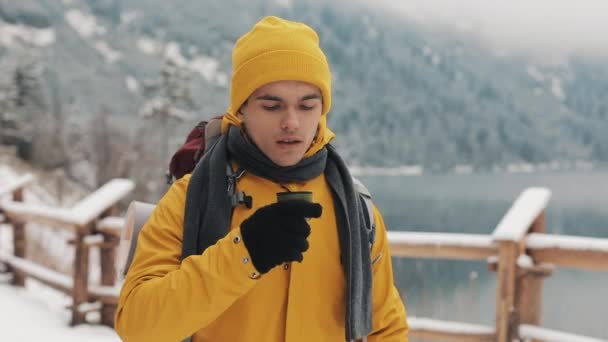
xmin=1 ymin=0 xmax=607 ymax=172
xmin=370 ymin=0 xmax=608 ymax=62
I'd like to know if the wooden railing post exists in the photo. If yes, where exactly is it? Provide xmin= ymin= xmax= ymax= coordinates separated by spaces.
xmin=71 ymin=226 xmax=91 ymax=326
xmin=495 ymin=241 xmax=518 ymax=342
xmin=11 ymin=188 xmax=26 ymax=287
xmin=492 ymin=187 xmax=552 ymax=342
xmin=100 ymin=231 xmax=119 ymax=326
xmin=516 ymin=212 xmax=553 ymax=342
xmin=518 ymin=213 xmax=546 ymax=327
xmin=99 ymin=205 xmax=120 ymax=326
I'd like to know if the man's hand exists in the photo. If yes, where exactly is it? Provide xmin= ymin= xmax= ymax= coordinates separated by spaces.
xmin=240 ymin=200 xmax=322 ymax=274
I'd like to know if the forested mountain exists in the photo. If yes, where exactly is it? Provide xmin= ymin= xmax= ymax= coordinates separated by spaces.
xmin=1 ymin=0 xmax=607 ymax=172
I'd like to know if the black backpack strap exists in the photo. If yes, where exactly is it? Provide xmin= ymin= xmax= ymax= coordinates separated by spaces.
xmin=202 ymin=117 xmax=223 ymax=155
xmin=227 ymin=165 xmax=251 ymax=209
xmin=352 ymin=176 xmax=376 ymax=249
xmin=181 ymin=164 xmax=248 ymax=342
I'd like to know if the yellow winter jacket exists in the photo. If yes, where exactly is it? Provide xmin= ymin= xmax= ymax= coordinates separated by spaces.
xmin=115 ymin=171 xmax=408 ymax=341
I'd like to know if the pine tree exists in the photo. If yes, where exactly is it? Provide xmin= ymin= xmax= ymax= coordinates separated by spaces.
xmin=139 ymin=58 xmax=195 ymax=180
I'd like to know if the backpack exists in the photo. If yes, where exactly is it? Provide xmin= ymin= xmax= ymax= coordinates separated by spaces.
xmin=166 ymin=116 xmax=223 ymax=184
xmin=120 ymin=116 xmax=376 ymax=277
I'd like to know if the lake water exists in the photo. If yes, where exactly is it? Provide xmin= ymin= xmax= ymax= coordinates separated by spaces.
xmin=359 ymin=170 xmax=608 ymax=339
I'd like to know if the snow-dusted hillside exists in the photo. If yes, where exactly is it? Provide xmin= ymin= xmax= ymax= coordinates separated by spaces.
xmin=2 ymin=0 xmax=608 ymax=169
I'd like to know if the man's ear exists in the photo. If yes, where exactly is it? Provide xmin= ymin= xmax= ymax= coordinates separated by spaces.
xmin=237 ymin=99 xmax=249 ymax=118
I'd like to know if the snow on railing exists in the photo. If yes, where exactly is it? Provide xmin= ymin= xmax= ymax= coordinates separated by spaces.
xmin=89 ymin=283 xmax=122 ymax=302
xmin=96 ymin=217 xmax=125 ymax=234
xmin=526 ymin=233 xmax=608 ymax=271
xmin=527 ymin=233 xmax=608 ymax=252
xmin=0 ymin=201 xmax=77 ymax=228
xmin=0 ymin=174 xmax=34 ymax=198
xmin=96 ymin=216 xmax=126 ymax=244
xmin=0 ymin=178 xmax=134 ymax=228
xmin=493 ymin=187 xmax=551 ymax=242
xmin=408 ymin=317 xmax=495 ymax=341
xmin=70 ymin=179 xmax=134 ymax=226
xmin=0 ymin=253 xmax=123 ymax=307
xmin=388 ymin=231 xmax=497 ymax=260
xmin=519 ymin=324 xmax=607 ymax=342
xmin=0 ymin=254 xmax=73 ymax=293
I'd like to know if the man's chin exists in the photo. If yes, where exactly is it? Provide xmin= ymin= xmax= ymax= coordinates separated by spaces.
xmin=272 ymin=154 xmax=304 ymax=167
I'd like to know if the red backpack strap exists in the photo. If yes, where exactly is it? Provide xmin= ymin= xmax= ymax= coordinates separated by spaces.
xmin=167 ymin=121 xmax=207 ymax=183
xmin=167 ymin=115 xmax=225 ymax=184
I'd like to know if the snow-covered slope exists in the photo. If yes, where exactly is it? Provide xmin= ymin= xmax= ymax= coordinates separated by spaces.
xmin=0 ymin=278 xmax=119 ymax=341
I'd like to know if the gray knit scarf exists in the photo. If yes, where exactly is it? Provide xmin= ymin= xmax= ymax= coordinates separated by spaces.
xmin=182 ymin=126 xmax=372 ymax=340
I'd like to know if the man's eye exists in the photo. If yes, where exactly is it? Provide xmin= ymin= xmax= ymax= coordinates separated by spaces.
xmin=262 ymin=105 xmax=281 ymax=111
xmin=300 ymin=104 xmax=316 ymax=111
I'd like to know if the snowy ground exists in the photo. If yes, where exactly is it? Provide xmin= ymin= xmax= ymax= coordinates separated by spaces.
xmin=0 ymin=277 xmax=120 ymax=341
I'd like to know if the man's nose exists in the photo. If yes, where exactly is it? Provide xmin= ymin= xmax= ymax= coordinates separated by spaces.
xmin=281 ymin=108 xmax=299 ymax=131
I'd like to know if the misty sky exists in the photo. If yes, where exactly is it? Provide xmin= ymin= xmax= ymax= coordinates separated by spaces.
xmin=373 ymin=0 xmax=608 ymax=62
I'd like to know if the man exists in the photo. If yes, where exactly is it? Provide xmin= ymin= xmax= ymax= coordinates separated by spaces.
xmin=115 ymin=16 xmax=408 ymax=341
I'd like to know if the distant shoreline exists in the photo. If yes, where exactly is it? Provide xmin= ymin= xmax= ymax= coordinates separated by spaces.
xmin=349 ymin=160 xmax=608 ymax=177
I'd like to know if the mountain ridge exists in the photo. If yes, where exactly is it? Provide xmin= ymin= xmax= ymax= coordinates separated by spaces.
xmin=1 ymin=0 xmax=607 ymax=171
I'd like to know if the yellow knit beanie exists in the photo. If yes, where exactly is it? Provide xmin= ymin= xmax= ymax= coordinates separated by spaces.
xmin=222 ymin=17 xmax=333 ymax=140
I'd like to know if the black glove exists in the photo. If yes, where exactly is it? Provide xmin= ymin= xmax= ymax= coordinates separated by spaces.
xmin=240 ymin=200 xmax=323 ymax=274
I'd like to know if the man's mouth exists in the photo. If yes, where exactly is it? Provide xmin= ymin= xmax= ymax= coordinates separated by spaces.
xmin=277 ymin=137 xmax=302 ymax=145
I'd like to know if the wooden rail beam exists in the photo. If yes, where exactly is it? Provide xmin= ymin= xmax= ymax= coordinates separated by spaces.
xmin=519 ymin=324 xmax=607 ymax=342
xmin=388 ymin=232 xmax=497 ymax=260
xmin=527 ymin=233 xmax=608 ymax=271
xmin=408 ymin=317 xmax=495 ymax=341
xmin=1 ymin=178 xmax=135 ymax=229
xmin=0 ymin=254 xmax=73 ymax=295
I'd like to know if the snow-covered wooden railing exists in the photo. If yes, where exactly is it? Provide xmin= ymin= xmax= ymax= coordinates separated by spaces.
xmin=0 ymin=254 xmax=73 ymax=294
xmin=0 ymin=174 xmax=35 ymax=199
xmin=0 ymin=179 xmax=134 ymax=229
xmin=519 ymin=324 xmax=607 ymax=342
xmin=388 ymin=187 xmax=608 ymax=342
xmin=526 ymin=233 xmax=608 ymax=271
xmin=408 ymin=317 xmax=494 ymax=342
xmin=0 ymin=173 xmax=35 ymax=286
xmin=389 ymin=232 xmax=501 ymax=340
xmin=0 ymin=178 xmax=134 ymax=327
xmin=491 ymin=187 xmax=552 ymax=342
xmin=3 ymin=178 xmax=608 ymax=339
xmin=92 ymin=216 xmax=126 ymax=319
xmin=492 ymin=187 xmax=552 ymax=243
xmin=388 ymin=232 xmax=497 ymax=260
xmin=96 ymin=216 xmax=125 ymax=237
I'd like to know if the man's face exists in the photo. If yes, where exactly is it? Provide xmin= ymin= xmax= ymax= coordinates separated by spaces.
xmin=238 ymin=80 xmax=323 ymax=167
